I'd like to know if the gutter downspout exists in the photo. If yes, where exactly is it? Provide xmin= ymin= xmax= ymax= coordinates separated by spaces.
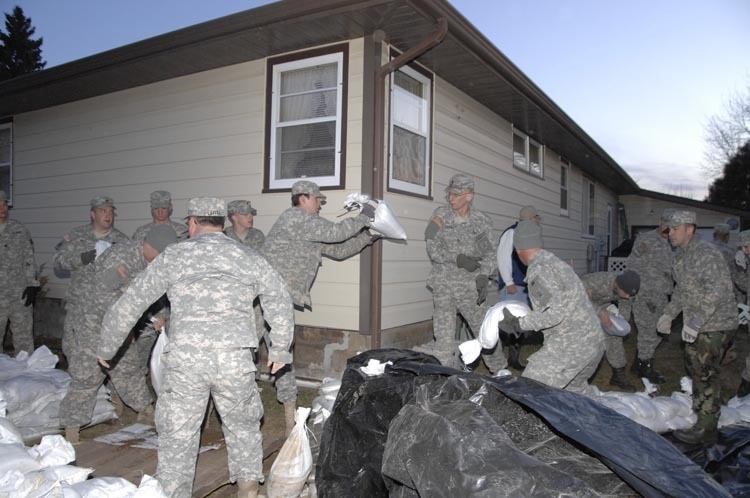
xmin=369 ymin=18 xmax=448 ymax=349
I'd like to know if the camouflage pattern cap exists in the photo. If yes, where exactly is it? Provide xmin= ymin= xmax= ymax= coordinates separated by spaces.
xmin=665 ymin=209 xmax=696 ymax=227
xmin=713 ymin=223 xmax=731 ymax=235
xmin=90 ymin=195 xmax=115 ymax=210
xmin=150 ymin=190 xmax=172 ymax=209
xmin=227 ymin=200 xmax=257 ymax=216
xmin=445 ymin=173 xmax=475 ymax=194
xmin=660 ymin=208 xmax=676 ymax=223
xmin=0 ymin=190 xmax=6 ymax=202
xmin=513 ymin=220 xmax=543 ymax=250
xmin=739 ymin=230 xmax=750 ymax=246
xmin=292 ymin=180 xmax=327 ymax=203
xmin=186 ymin=197 xmax=226 ymax=217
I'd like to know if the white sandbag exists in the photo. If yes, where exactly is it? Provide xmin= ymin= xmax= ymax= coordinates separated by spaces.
xmin=67 ymin=476 xmax=137 ymax=498
xmin=267 ymin=407 xmax=313 ymax=498
xmin=26 ymin=346 xmax=61 ymax=371
xmin=0 ymin=416 xmax=24 ymax=444
xmin=149 ymin=332 xmax=168 ymax=396
xmin=131 ymin=474 xmax=167 ymax=498
xmin=43 ymin=465 xmax=93 ymax=486
xmin=343 ymin=193 xmax=407 ymax=240
xmin=478 ymin=300 xmax=531 ymax=349
xmin=28 ymin=435 xmax=76 ymax=467
xmin=0 ymin=443 xmax=42 ymax=475
xmin=458 ymin=339 xmax=482 ymax=365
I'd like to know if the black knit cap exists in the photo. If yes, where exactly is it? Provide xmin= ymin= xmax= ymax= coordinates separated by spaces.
xmin=615 ymin=270 xmax=640 ymax=296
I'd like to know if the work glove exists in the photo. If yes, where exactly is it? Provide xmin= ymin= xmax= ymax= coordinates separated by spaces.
xmin=736 ymin=250 xmax=747 ymax=270
xmin=456 ymin=254 xmax=481 ymax=272
xmin=475 ymin=275 xmax=489 ymax=305
xmin=656 ymin=314 xmax=672 ymax=334
xmin=682 ymin=317 xmax=701 ymax=344
xmin=360 ymin=203 xmax=376 ymax=220
xmin=22 ymin=286 xmax=39 ymax=307
xmin=80 ymin=249 xmax=97 ymax=265
xmin=499 ymin=308 xmax=523 ymax=338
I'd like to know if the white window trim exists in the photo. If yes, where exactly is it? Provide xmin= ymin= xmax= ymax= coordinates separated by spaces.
xmin=560 ymin=159 xmax=569 ymax=217
xmin=582 ymin=176 xmax=596 ymax=237
xmin=267 ymin=51 xmax=345 ymax=190
xmin=0 ymin=121 xmax=11 ymax=205
xmin=387 ymin=63 xmax=432 ymax=197
xmin=512 ymin=127 xmax=544 ymax=179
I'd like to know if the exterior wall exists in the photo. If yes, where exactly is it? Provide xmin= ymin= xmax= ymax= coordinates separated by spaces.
xmin=11 ymin=39 xmax=367 ymax=332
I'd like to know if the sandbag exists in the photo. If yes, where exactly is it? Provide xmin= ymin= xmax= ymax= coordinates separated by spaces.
xmin=267 ymin=407 xmax=313 ymax=498
xmin=343 ymin=193 xmax=407 ymax=240
xmin=477 ymin=300 xmax=531 ymax=350
xmin=149 ymin=332 xmax=168 ymax=396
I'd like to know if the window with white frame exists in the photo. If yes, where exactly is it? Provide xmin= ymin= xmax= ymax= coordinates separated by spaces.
xmin=582 ymin=177 xmax=596 ymax=236
xmin=512 ymin=128 xmax=544 ymax=178
xmin=560 ymin=160 xmax=569 ymax=216
xmin=265 ymin=45 xmax=347 ymax=191
xmin=0 ymin=121 xmax=11 ymax=203
xmin=388 ymin=61 xmax=433 ymax=197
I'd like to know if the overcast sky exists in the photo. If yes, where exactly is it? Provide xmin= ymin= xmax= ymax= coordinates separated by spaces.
xmin=3 ymin=0 xmax=749 ymax=200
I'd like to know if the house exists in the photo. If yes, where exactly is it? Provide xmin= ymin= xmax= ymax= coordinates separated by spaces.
xmin=1 ymin=0 xmax=670 ymax=379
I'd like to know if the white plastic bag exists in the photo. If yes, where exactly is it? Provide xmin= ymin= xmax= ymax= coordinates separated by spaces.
xmin=149 ymin=331 xmax=168 ymax=396
xmin=267 ymin=407 xmax=313 ymax=498
xmin=343 ymin=193 xmax=407 ymax=240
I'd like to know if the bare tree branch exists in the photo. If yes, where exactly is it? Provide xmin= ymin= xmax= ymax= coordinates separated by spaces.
xmin=702 ymin=82 xmax=750 ymax=178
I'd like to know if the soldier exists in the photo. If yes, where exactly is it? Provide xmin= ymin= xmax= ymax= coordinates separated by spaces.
xmin=225 ymin=200 xmax=265 ymax=249
xmin=624 ymin=209 xmax=675 ymax=384
xmin=580 ymin=269 xmax=641 ymax=391
xmin=97 ymin=197 xmax=295 ymax=498
xmin=132 ymin=190 xmax=188 ymax=241
xmin=499 ymin=221 xmax=605 ymax=395
xmin=425 ymin=174 xmax=502 ymax=372
xmin=495 ymin=205 xmax=541 ymax=369
xmin=735 ymin=230 xmax=750 ymax=397
xmin=60 ymin=225 xmax=178 ymax=444
xmin=0 ymin=190 xmax=40 ymax=355
xmin=711 ymin=223 xmax=744 ymax=301
xmin=53 ymin=195 xmax=129 ymax=368
xmin=261 ymin=180 xmax=376 ymax=434
xmin=656 ymin=210 xmax=738 ymax=445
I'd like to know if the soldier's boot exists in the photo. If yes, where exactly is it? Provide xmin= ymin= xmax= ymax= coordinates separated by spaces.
xmin=609 ymin=367 xmax=636 ymax=392
xmin=110 ymin=391 xmax=125 ymax=418
xmin=137 ymin=404 xmax=155 ymax=425
xmin=65 ymin=426 xmax=80 ymax=445
xmin=507 ymin=343 xmax=526 ymax=371
xmin=738 ymin=378 xmax=750 ymax=398
xmin=636 ymin=359 xmax=665 ymax=384
xmin=237 ymin=479 xmax=259 ymax=498
xmin=672 ymin=415 xmax=719 ymax=446
xmin=284 ymin=401 xmax=296 ymax=437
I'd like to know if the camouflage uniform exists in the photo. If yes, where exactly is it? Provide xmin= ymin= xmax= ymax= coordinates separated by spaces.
xmin=712 ymin=237 xmax=744 ymax=302
xmin=734 ymin=231 xmax=750 ymax=384
xmin=519 ymin=250 xmax=605 ymax=395
xmin=623 ymin=228 xmax=673 ymax=361
xmin=425 ymin=204 xmax=501 ymax=370
xmin=132 ymin=190 xmax=188 ymax=241
xmin=53 ymin=203 xmax=129 ymax=363
xmin=0 ymin=215 xmax=39 ymax=355
xmin=580 ymin=272 xmax=627 ymax=369
xmin=261 ymin=204 xmax=371 ymax=403
xmin=132 ymin=220 xmax=188 ymax=242
xmin=662 ymin=217 xmax=738 ymax=435
xmin=97 ymin=219 xmax=294 ymax=498
xmin=58 ymin=241 xmax=156 ymax=426
xmin=224 ymin=225 xmax=265 ymax=249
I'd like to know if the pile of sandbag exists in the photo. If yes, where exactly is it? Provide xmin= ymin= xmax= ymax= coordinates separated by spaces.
xmin=0 ymin=347 xmax=115 ymax=441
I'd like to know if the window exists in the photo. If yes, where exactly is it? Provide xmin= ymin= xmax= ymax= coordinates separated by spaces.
xmin=560 ymin=160 xmax=569 ymax=216
xmin=0 ymin=121 xmax=11 ymax=203
xmin=512 ymin=128 xmax=544 ymax=178
xmin=388 ymin=61 xmax=433 ymax=197
xmin=265 ymin=45 xmax=348 ymax=191
xmin=582 ymin=177 xmax=595 ymax=236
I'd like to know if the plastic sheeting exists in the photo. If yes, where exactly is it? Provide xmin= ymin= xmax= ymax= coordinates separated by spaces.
xmin=316 ymin=348 xmax=731 ymax=498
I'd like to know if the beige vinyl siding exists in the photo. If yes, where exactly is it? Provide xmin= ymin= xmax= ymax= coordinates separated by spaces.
xmin=11 ymin=39 xmax=366 ymax=331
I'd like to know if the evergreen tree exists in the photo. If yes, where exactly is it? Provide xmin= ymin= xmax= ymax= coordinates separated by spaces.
xmin=0 ymin=6 xmax=45 ymax=81
xmin=706 ymin=141 xmax=750 ymax=211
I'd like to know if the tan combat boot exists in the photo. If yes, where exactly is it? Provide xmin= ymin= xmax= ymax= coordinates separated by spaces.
xmin=65 ymin=426 xmax=80 ymax=445
xmin=137 ymin=404 xmax=155 ymax=425
xmin=237 ymin=479 xmax=259 ymax=498
xmin=284 ymin=401 xmax=296 ymax=437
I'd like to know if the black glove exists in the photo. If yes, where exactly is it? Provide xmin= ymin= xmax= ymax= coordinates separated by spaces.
xmin=456 ymin=254 xmax=481 ymax=272
xmin=22 ymin=286 xmax=39 ymax=307
xmin=80 ymin=249 xmax=97 ymax=265
xmin=360 ymin=203 xmax=376 ymax=220
xmin=475 ymin=275 xmax=488 ymax=305
xmin=499 ymin=308 xmax=522 ymax=338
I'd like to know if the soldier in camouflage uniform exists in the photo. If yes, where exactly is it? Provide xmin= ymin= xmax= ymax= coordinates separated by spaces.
xmin=500 ymin=221 xmax=605 ymax=396
xmin=59 ymin=225 xmax=177 ymax=443
xmin=261 ymin=180 xmax=376 ymax=434
xmin=97 ymin=197 xmax=295 ymax=498
xmin=53 ymin=195 xmax=130 ymax=369
xmin=711 ymin=223 xmax=744 ymax=302
xmin=225 ymin=200 xmax=265 ymax=249
xmin=656 ymin=210 xmax=738 ymax=445
xmin=623 ymin=209 xmax=674 ymax=384
xmin=132 ymin=190 xmax=188 ymax=241
xmin=425 ymin=174 xmax=502 ymax=372
xmin=735 ymin=230 xmax=750 ymax=397
xmin=0 ymin=190 xmax=40 ymax=355
xmin=581 ymin=270 xmax=641 ymax=391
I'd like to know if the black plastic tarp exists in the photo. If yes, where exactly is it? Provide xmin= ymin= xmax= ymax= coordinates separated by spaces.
xmin=316 ymin=348 xmax=731 ymax=498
